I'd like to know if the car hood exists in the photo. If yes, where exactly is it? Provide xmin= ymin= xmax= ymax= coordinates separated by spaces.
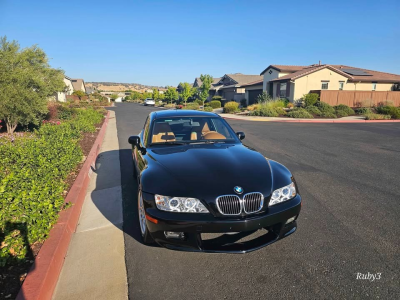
xmin=144 ymin=143 xmax=273 ymax=200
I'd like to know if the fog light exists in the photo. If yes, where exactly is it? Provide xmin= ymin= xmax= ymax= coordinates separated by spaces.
xmin=285 ymin=216 xmax=296 ymax=224
xmin=164 ymin=231 xmax=185 ymax=239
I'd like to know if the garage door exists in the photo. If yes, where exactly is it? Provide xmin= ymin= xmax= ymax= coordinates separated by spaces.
xmin=248 ymin=89 xmax=263 ymax=105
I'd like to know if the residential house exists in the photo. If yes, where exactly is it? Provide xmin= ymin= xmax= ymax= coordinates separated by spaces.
xmin=260 ymin=64 xmax=400 ymax=103
xmin=55 ymin=75 xmax=74 ymax=102
xmin=241 ymin=80 xmax=263 ymax=105
xmin=193 ymin=74 xmax=262 ymax=102
xmin=71 ymin=79 xmax=86 ymax=93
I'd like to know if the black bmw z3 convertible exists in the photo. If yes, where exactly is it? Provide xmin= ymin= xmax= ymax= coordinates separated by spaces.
xmin=128 ymin=110 xmax=301 ymax=253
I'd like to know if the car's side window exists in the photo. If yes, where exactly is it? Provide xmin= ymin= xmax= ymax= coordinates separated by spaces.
xmin=143 ymin=117 xmax=150 ymax=146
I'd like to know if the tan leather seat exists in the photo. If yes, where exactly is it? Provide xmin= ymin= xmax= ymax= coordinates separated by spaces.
xmin=152 ymin=123 xmax=176 ymax=143
xmin=203 ymin=132 xmax=226 ymax=140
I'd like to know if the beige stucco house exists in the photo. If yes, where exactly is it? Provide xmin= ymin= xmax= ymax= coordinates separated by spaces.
xmin=260 ymin=64 xmax=400 ymax=102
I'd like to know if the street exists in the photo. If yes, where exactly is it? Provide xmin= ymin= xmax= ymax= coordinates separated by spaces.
xmin=110 ymin=103 xmax=400 ymax=299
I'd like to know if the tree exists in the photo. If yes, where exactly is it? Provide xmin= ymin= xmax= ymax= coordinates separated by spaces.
xmin=131 ymin=91 xmax=141 ymax=100
xmin=179 ymin=82 xmax=196 ymax=107
xmin=153 ymin=88 xmax=159 ymax=100
xmin=164 ymin=86 xmax=178 ymax=104
xmin=72 ymin=90 xmax=86 ymax=100
xmin=0 ymin=36 xmax=65 ymax=134
xmin=199 ymin=74 xmax=213 ymax=109
xmin=110 ymin=94 xmax=119 ymax=101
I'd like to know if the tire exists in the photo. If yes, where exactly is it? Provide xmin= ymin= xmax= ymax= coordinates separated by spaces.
xmin=138 ymin=188 xmax=154 ymax=244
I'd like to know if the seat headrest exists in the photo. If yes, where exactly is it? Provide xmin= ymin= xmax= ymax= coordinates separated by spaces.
xmin=153 ymin=122 xmax=173 ymax=134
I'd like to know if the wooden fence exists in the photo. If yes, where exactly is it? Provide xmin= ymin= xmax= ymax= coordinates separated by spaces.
xmin=310 ymin=90 xmax=400 ymax=107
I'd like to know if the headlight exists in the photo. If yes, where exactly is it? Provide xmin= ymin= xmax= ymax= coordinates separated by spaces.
xmin=269 ymin=182 xmax=296 ymax=206
xmin=155 ymin=195 xmax=209 ymax=213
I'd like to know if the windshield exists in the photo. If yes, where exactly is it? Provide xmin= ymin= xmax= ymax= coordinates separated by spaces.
xmin=150 ymin=117 xmax=238 ymax=145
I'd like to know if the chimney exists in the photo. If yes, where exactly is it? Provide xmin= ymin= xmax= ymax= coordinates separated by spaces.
xmin=319 ymin=60 xmax=321 ymax=65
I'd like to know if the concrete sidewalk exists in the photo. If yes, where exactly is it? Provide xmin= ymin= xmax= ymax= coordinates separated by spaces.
xmin=52 ymin=111 xmax=127 ymax=300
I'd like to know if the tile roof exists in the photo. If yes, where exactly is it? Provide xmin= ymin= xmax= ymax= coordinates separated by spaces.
xmin=260 ymin=65 xmax=309 ymax=75
xmin=225 ymin=73 xmax=263 ymax=85
xmin=240 ymin=79 xmax=264 ymax=87
xmin=267 ymin=64 xmax=400 ymax=83
xmin=71 ymin=79 xmax=86 ymax=92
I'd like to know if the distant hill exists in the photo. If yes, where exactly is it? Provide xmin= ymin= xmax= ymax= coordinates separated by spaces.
xmin=86 ymin=82 xmax=168 ymax=92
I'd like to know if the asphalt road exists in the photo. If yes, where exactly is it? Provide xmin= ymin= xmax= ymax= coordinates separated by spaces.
xmin=109 ymin=103 xmax=400 ymax=300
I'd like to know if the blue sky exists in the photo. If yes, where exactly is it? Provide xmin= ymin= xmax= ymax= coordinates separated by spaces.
xmin=1 ymin=0 xmax=399 ymax=86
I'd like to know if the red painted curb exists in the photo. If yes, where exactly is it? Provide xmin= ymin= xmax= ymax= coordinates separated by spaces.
xmin=222 ymin=116 xmax=400 ymax=123
xmin=16 ymin=111 xmax=111 ymax=300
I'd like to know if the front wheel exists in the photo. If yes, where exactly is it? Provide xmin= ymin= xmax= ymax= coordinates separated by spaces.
xmin=138 ymin=189 xmax=154 ymax=244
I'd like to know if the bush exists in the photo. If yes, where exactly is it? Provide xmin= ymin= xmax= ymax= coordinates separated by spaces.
xmin=315 ymin=101 xmax=335 ymax=114
xmin=209 ymin=100 xmax=221 ymax=109
xmin=305 ymin=106 xmax=322 ymax=115
xmin=335 ymin=110 xmax=348 ymax=117
xmin=287 ymin=108 xmax=314 ymax=119
xmin=250 ymin=107 xmax=279 ymax=117
xmin=303 ymin=93 xmax=319 ymax=107
xmin=212 ymin=96 xmax=222 ymax=101
xmin=286 ymin=103 xmax=294 ymax=109
xmin=247 ymin=104 xmax=259 ymax=111
xmin=355 ymin=107 xmax=373 ymax=115
xmin=223 ymin=101 xmax=239 ymax=113
xmin=376 ymin=106 xmax=400 ymax=119
xmin=0 ymin=108 xmax=104 ymax=267
xmin=194 ymin=99 xmax=203 ymax=106
xmin=320 ymin=112 xmax=337 ymax=118
xmin=204 ymin=107 xmax=213 ymax=112
xmin=240 ymin=99 xmax=247 ymax=108
xmin=365 ymin=113 xmax=392 ymax=120
xmin=274 ymin=107 xmax=286 ymax=116
xmin=164 ymin=103 xmax=175 ymax=108
xmin=57 ymin=105 xmax=77 ymax=120
xmin=334 ymin=104 xmax=355 ymax=115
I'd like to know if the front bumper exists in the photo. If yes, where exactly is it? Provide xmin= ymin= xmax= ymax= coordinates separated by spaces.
xmin=143 ymin=193 xmax=301 ymax=253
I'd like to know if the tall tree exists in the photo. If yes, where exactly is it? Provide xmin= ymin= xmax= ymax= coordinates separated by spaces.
xmin=164 ymin=86 xmax=178 ymax=104
xmin=0 ymin=36 xmax=65 ymax=133
xmin=152 ymin=88 xmax=159 ymax=100
xmin=179 ymin=82 xmax=195 ymax=107
xmin=199 ymin=74 xmax=213 ymax=109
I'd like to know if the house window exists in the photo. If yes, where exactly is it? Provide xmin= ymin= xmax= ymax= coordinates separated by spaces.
xmin=372 ymin=83 xmax=377 ymax=91
xmin=280 ymin=82 xmax=287 ymax=98
xmin=339 ymin=81 xmax=344 ymax=90
xmin=321 ymin=81 xmax=329 ymax=90
xmin=269 ymin=69 xmax=273 ymax=75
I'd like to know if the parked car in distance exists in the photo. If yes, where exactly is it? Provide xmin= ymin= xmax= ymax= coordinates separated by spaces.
xmin=128 ymin=110 xmax=301 ymax=253
xmin=144 ymin=98 xmax=155 ymax=106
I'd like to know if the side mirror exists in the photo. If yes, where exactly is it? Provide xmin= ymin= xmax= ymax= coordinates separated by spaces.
xmin=236 ymin=132 xmax=245 ymax=140
xmin=128 ymin=135 xmax=140 ymax=146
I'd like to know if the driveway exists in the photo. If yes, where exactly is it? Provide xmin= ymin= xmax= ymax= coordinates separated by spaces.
xmin=110 ymin=103 xmax=400 ymax=299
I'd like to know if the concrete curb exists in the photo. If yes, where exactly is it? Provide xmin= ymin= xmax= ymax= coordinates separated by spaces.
xmin=16 ymin=111 xmax=110 ymax=300
xmin=222 ymin=116 xmax=400 ymax=123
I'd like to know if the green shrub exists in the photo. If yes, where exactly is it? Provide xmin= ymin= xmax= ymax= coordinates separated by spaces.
xmin=0 ymin=108 xmax=103 ymax=267
xmin=305 ymin=106 xmax=322 ymax=115
xmin=274 ymin=107 xmax=286 ymax=116
xmin=212 ymin=96 xmax=222 ymax=101
xmin=335 ymin=110 xmax=348 ymax=117
xmin=334 ymin=104 xmax=355 ymax=115
xmin=223 ymin=101 xmax=239 ymax=113
xmin=365 ymin=113 xmax=392 ymax=120
xmin=204 ymin=107 xmax=213 ymax=112
xmin=315 ymin=101 xmax=335 ymax=114
xmin=303 ymin=93 xmax=319 ymax=107
xmin=250 ymin=107 xmax=279 ymax=117
xmin=287 ymin=108 xmax=314 ymax=119
xmin=320 ymin=112 xmax=337 ymax=118
xmin=57 ymin=105 xmax=77 ymax=120
xmin=240 ymin=99 xmax=247 ymax=108
xmin=194 ymin=99 xmax=203 ymax=106
xmin=355 ymin=107 xmax=373 ymax=115
xmin=209 ymin=100 xmax=221 ymax=109
xmin=376 ymin=106 xmax=400 ymax=118
xmin=247 ymin=104 xmax=259 ymax=111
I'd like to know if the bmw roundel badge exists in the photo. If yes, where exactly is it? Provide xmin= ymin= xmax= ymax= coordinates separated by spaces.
xmin=234 ymin=186 xmax=243 ymax=194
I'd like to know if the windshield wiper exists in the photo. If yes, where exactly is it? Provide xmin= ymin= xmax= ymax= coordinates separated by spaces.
xmin=149 ymin=142 xmax=186 ymax=146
